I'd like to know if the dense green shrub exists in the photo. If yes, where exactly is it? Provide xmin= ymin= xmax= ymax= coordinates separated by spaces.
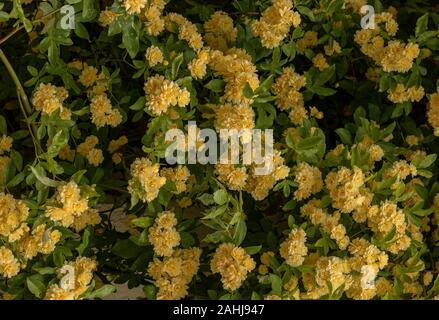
xmin=0 ymin=0 xmax=439 ymax=300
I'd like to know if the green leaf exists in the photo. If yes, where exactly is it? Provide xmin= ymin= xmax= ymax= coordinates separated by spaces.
xmin=256 ymin=103 xmax=276 ymax=129
xmin=157 ymin=187 xmax=172 ymax=206
xmin=87 ymin=285 xmax=116 ymax=299
xmin=233 ymin=218 xmax=247 ymax=246
xmin=0 ymin=116 xmax=6 ymax=134
xmin=418 ymin=154 xmax=437 ymax=169
xmin=10 ymin=149 xmax=23 ymax=171
xmin=91 ymin=168 xmax=105 ymax=184
xmin=316 ymin=65 xmax=335 ymax=86
xmin=413 ymin=207 xmax=434 ymax=217
xmin=171 ymin=53 xmax=184 ymax=80
xmin=37 ymin=125 xmax=46 ymax=140
xmin=283 ymin=200 xmax=296 ymax=212
xmin=76 ymin=227 xmax=91 ymax=255
xmin=47 ymin=129 xmax=69 ymax=158
xmin=416 ymin=13 xmax=429 ymax=38
xmin=143 ymin=284 xmax=157 ymax=300
xmin=204 ymin=79 xmax=225 ymax=92
xmin=123 ymin=26 xmax=140 ymax=59
xmin=269 ymin=274 xmax=282 ymax=296
xmin=129 ymin=96 xmax=146 ymax=111
xmin=213 ymin=189 xmax=228 ymax=205
xmin=312 ymin=86 xmax=337 ymax=96
xmin=202 ymin=205 xmax=227 ymax=220
xmin=0 ymin=11 xmax=9 ymax=22
xmin=32 ymin=266 xmax=56 ymax=275
xmin=11 ymin=130 xmax=29 ymax=140
xmin=74 ymin=22 xmax=90 ymax=40
xmin=82 ymin=0 xmax=98 ymax=21
xmin=197 ymin=193 xmax=214 ymax=205
xmin=26 ymin=276 xmax=46 ymax=298
xmin=142 ymin=116 xmax=163 ymax=146
xmin=109 ymin=17 xmax=123 ymax=36
xmin=203 ymin=230 xmax=229 ymax=244
xmin=27 ymin=66 xmax=38 ymax=77
xmin=296 ymin=136 xmax=323 ymax=150
xmin=244 ymin=245 xmax=262 ymax=255
xmin=428 ymin=275 xmax=439 ymax=296
xmin=7 ymin=171 xmax=26 ymax=188
xmin=335 ymin=128 xmax=352 ymax=145
xmin=48 ymin=41 xmax=60 ymax=66
xmin=384 ymin=226 xmax=396 ymax=242
xmin=111 ymin=239 xmax=143 ymax=259
xmin=391 ymin=103 xmax=405 ymax=118
xmin=288 ymin=215 xmax=295 ymax=229
xmin=417 ymin=169 xmax=433 ymax=178
xmin=70 ymin=170 xmax=87 ymax=184
xmin=30 ymin=166 xmax=60 ymax=187
xmin=131 ymin=217 xmax=154 ymax=228
xmin=379 ymin=73 xmax=391 ymax=92
xmin=256 ymin=75 xmax=274 ymax=93
xmin=297 ymin=6 xmax=315 ymax=22
xmin=53 ymin=246 xmax=72 ymax=267
xmin=243 ymin=82 xmax=254 ymax=98
xmin=208 ymin=290 xmax=218 ymax=299
xmin=181 ymin=232 xmax=195 ymax=248
xmin=406 ymin=67 xmax=420 ymax=88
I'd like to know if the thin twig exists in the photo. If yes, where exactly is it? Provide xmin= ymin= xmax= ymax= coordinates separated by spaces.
xmin=0 ymin=48 xmax=41 ymax=155
xmin=0 ymin=25 xmax=24 ymax=46
xmin=98 ymin=184 xmax=129 ymax=194
xmin=107 ymin=59 xmax=137 ymax=69
xmin=0 ymin=8 xmax=62 ymax=47
xmin=17 ymin=90 xmax=41 ymax=159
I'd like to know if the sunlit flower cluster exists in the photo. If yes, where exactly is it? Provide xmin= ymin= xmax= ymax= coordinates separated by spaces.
xmin=211 ymin=243 xmax=256 ymax=291
xmin=128 ymin=157 xmax=167 ymax=203
xmin=77 ymin=135 xmax=104 ymax=167
xmin=32 ymin=83 xmax=70 ymax=119
xmin=108 ymin=135 xmax=128 ymax=164
xmin=45 ymin=257 xmax=97 ymax=300
xmin=208 ymin=49 xmax=259 ymax=104
xmin=427 ymin=88 xmax=439 ymax=136
xmin=246 ymin=150 xmax=290 ymax=200
xmin=0 ymin=247 xmax=20 ymax=278
xmin=387 ymin=84 xmax=425 ymax=104
xmin=123 ymin=0 xmax=148 ymax=14
xmin=3 ymin=0 xmax=439 ymax=302
xmin=165 ymin=13 xmax=203 ymax=51
xmin=45 ymin=181 xmax=99 ymax=231
xmin=90 ymin=93 xmax=122 ymax=128
xmin=160 ymin=165 xmax=190 ymax=194
xmin=301 ymin=200 xmax=350 ymax=250
xmin=144 ymin=74 xmax=190 ymax=115
xmin=0 ymin=193 xmax=29 ymax=241
xmin=148 ymin=247 xmax=201 ymax=299
xmin=293 ymin=162 xmax=323 ymax=201
xmin=188 ymin=48 xmax=210 ymax=79
xmin=204 ymin=11 xmax=237 ymax=51
xmin=252 ymin=0 xmax=301 ymax=49
xmin=272 ymin=67 xmax=307 ymax=125
xmin=280 ymin=228 xmax=308 ymax=267
xmin=145 ymin=45 xmax=164 ymax=67
xmin=355 ymin=12 xmax=419 ymax=74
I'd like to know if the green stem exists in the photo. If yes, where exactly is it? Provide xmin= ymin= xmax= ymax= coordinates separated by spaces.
xmin=0 ymin=48 xmax=32 ymax=114
xmin=0 ymin=25 xmax=24 ymax=46
xmin=98 ymin=184 xmax=129 ymax=194
xmin=0 ymin=48 xmax=41 ymax=154
xmin=17 ymin=90 xmax=41 ymax=157
xmin=0 ymin=8 xmax=62 ymax=46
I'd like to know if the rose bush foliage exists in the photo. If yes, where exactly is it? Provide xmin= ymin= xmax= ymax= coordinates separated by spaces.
xmin=0 ymin=0 xmax=439 ymax=300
